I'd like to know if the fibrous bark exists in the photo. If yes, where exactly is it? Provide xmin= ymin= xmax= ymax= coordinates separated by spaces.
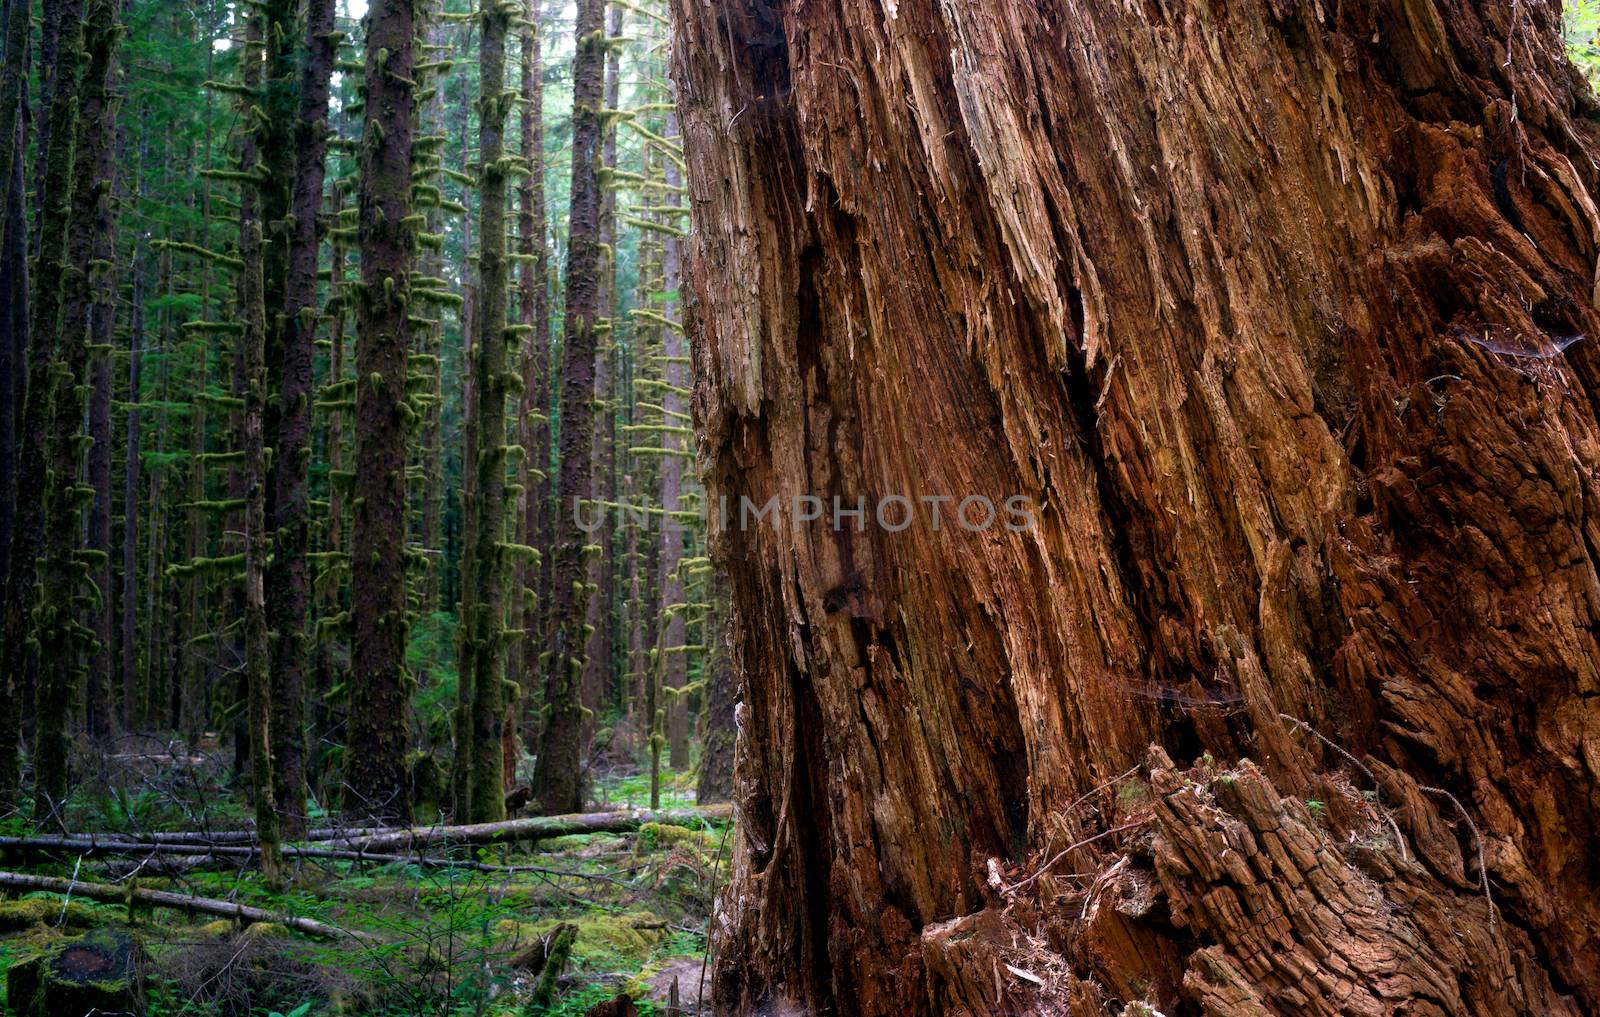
xmin=672 ymin=1 xmax=1600 ymax=1014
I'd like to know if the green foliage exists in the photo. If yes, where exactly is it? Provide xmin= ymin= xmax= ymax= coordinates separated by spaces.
xmin=1567 ymin=1 xmax=1600 ymax=87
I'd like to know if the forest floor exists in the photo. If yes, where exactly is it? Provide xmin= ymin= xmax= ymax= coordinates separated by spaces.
xmin=0 ymin=750 xmax=723 ymax=1016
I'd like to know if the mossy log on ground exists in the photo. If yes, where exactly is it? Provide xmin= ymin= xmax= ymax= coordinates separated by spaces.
xmin=42 ymin=802 xmax=731 ymax=848
xmin=0 ymin=871 xmax=370 ymax=941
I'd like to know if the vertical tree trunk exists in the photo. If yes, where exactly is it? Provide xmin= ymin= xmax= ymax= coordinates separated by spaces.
xmin=415 ymin=16 xmax=448 ymax=620
xmin=29 ymin=0 xmax=65 ymax=248
xmin=121 ymin=238 xmax=141 ymax=731
xmin=675 ymin=1 xmax=1600 ymax=1015
xmin=515 ymin=0 xmax=551 ymax=744
xmin=180 ymin=67 xmax=215 ymax=741
xmin=0 ymin=0 xmax=28 ymax=589
xmin=233 ymin=6 xmax=283 ymax=889
xmin=347 ymin=0 xmax=419 ymax=824
xmin=0 ymin=0 xmax=28 ymax=806
xmin=85 ymin=25 xmax=123 ymax=741
xmin=0 ymin=0 xmax=25 ymax=258
xmin=656 ymin=127 xmax=688 ymax=772
xmin=533 ymin=0 xmax=606 ymax=816
xmin=266 ymin=0 xmax=337 ymax=840
xmin=455 ymin=0 xmax=513 ymax=824
xmin=581 ymin=1 xmax=624 ymax=753
xmin=35 ymin=0 xmax=115 ymax=823
xmin=695 ymin=569 xmax=734 ymax=804
xmin=121 ymin=128 xmax=147 ymax=732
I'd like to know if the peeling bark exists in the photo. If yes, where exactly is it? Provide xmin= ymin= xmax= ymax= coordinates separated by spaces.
xmin=671 ymin=0 xmax=1600 ymax=1013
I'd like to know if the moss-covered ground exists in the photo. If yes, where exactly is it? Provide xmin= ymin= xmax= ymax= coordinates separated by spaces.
xmin=0 ymin=764 xmax=725 ymax=1016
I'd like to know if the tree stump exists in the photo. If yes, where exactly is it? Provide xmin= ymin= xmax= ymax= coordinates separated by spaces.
xmin=4 ymin=926 xmax=146 ymax=1017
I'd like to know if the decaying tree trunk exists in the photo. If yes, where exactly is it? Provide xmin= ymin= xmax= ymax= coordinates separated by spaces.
xmin=671 ymin=1 xmax=1600 ymax=1014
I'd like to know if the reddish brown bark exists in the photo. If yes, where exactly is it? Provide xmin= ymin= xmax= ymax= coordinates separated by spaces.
xmin=515 ymin=0 xmax=552 ymax=740
xmin=533 ymin=0 xmax=607 ymax=817
xmin=347 ymin=0 xmax=418 ymax=824
xmin=673 ymin=1 xmax=1600 ymax=1014
xmin=455 ymin=0 xmax=514 ymax=824
xmin=266 ymin=0 xmax=337 ymax=839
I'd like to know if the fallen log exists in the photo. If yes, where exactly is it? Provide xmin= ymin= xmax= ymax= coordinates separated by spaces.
xmin=0 ymin=871 xmax=371 ymax=941
xmin=59 ymin=803 xmax=731 ymax=849
xmin=321 ymin=804 xmax=732 ymax=853
xmin=0 ymin=834 xmax=639 ymax=881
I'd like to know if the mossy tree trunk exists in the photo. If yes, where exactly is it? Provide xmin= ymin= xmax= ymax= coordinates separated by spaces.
xmin=347 ymin=0 xmax=421 ymax=824
xmin=581 ymin=1 xmax=624 ymax=754
xmin=266 ymin=0 xmax=337 ymax=840
xmin=0 ymin=0 xmax=32 ymax=810
xmin=0 ymin=0 xmax=77 ymax=803
xmin=455 ymin=0 xmax=515 ymax=824
xmin=235 ymin=6 xmax=283 ymax=888
xmin=655 ymin=125 xmax=688 ymax=773
xmin=35 ymin=0 xmax=117 ymax=824
xmin=84 ymin=3 xmax=123 ymax=742
xmin=695 ymin=569 xmax=734 ymax=804
xmin=676 ymin=1 xmax=1600 ymax=1014
xmin=515 ymin=0 xmax=552 ymax=746
xmin=533 ymin=0 xmax=607 ymax=816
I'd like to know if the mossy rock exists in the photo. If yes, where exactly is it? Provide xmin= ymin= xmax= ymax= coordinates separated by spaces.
xmin=194 ymin=919 xmax=237 ymax=939
xmin=4 ymin=927 xmax=146 ymax=1017
xmin=495 ymin=912 xmax=666 ymax=971
xmin=533 ymin=832 xmax=620 ymax=853
xmin=0 ymin=898 xmax=104 ymax=933
xmin=240 ymin=921 xmax=290 ymax=942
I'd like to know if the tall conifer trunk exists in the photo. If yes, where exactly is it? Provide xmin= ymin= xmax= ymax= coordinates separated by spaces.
xmin=0 ymin=0 xmax=30 ymax=807
xmin=267 ymin=0 xmax=337 ymax=839
xmin=234 ymin=5 xmax=283 ymax=887
xmin=35 ymin=0 xmax=118 ymax=822
xmin=0 ymin=0 xmax=81 ymax=809
xmin=347 ymin=0 xmax=419 ymax=823
xmin=674 ymin=1 xmax=1600 ymax=1014
xmin=85 ymin=13 xmax=123 ymax=741
xmin=515 ymin=0 xmax=551 ymax=743
xmin=656 ymin=125 xmax=687 ymax=773
xmin=533 ymin=0 xmax=606 ymax=816
xmin=455 ymin=0 xmax=514 ymax=824
xmin=581 ymin=1 xmax=623 ymax=754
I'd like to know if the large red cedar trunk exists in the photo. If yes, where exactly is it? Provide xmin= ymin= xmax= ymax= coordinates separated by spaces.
xmin=671 ymin=1 xmax=1600 ymax=1014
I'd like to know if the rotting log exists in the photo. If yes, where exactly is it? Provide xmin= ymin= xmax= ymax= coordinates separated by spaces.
xmin=668 ymin=0 xmax=1600 ymax=1013
xmin=24 ymin=804 xmax=732 ymax=853
xmin=0 ymin=871 xmax=371 ymax=941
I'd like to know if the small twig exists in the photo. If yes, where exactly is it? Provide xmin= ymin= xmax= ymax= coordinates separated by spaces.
xmin=1420 ymin=785 xmax=1497 ymax=934
xmin=699 ymin=819 xmax=733 ymax=1012
xmin=1280 ymin=712 xmax=1408 ymax=860
xmin=56 ymin=855 xmax=83 ymax=928
xmin=1003 ymin=822 xmax=1142 ymax=898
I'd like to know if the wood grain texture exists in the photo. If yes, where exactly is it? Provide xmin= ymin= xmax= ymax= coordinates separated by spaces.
xmin=669 ymin=0 xmax=1600 ymax=1013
